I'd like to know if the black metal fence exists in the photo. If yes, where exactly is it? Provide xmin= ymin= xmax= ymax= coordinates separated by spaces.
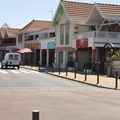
xmin=51 ymin=63 xmax=120 ymax=89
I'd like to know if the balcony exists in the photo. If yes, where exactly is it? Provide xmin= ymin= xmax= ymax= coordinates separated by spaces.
xmin=74 ymin=31 xmax=120 ymax=47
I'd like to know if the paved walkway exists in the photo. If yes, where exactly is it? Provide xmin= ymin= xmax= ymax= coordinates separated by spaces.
xmin=21 ymin=65 xmax=120 ymax=90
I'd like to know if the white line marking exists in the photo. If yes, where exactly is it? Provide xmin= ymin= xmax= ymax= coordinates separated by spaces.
xmin=30 ymin=71 xmax=40 ymax=74
xmin=10 ymin=70 xmax=20 ymax=74
xmin=0 ymin=70 xmax=8 ymax=74
xmin=20 ymin=70 xmax=30 ymax=74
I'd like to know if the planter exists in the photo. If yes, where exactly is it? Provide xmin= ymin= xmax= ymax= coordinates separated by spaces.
xmin=112 ymin=61 xmax=120 ymax=76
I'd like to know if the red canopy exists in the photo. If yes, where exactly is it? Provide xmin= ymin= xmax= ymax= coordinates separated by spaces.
xmin=17 ymin=48 xmax=32 ymax=53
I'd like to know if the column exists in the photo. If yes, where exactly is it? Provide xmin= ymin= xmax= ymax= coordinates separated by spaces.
xmin=92 ymin=47 xmax=96 ymax=64
xmin=46 ymin=49 xmax=49 ymax=67
xmin=40 ymin=49 xmax=42 ymax=66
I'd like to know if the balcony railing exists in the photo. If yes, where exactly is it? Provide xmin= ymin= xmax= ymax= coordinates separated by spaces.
xmin=74 ymin=31 xmax=120 ymax=39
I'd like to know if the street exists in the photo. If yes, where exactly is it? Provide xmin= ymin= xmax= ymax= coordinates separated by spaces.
xmin=0 ymin=68 xmax=95 ymax=90
xmin=0 ymin=68 xmax=120 ymax=120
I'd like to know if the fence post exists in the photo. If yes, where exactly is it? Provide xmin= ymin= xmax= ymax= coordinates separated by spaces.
xmin=32 ymin=110 xmax=39 ymax=120
xmin=38 ymin=61 xmax=40 ymax=72
xmin=52 ymin=63 xmax=54 ymax=73
xmin=115 ymin=71 xmax=118 ymax=89
xmin=74 ymin=64 xmax=77 ymax=79
xmin=85 ymin=67 xmax=87 ymax=81
xmin=97 ymin=70 xmax=99 ymax=84
xmin=66 ymin=64 xmax=68 ymax=77
xmin=59 ymin=63 xmax=61 ymax=75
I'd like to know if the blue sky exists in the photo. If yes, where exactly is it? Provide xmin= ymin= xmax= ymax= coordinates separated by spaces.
xmin=0 ymin=0 xmax=119 ymax=28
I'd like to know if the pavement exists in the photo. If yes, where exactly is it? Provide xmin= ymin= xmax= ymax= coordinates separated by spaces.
xmin=21 ymin=65 xmax=120 ymax=90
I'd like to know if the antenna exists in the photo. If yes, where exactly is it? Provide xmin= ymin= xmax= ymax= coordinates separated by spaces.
xmin=49 ymin=10 xmax=54 ymax=20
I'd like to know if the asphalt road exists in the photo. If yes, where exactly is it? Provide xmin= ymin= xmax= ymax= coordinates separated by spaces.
xmin=0 ymin=68 xmax=120 ymax=120
xmin=0 ymin=68 xmax=100 ymax=91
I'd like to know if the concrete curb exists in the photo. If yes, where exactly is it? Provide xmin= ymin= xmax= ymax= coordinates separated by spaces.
xmin=46 ymin=72 xmax=119 ymax=90
xmin=22 ymin=66 xmax=119 ymax=90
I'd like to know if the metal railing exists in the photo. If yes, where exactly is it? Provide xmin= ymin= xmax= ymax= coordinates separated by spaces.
xmin=74 ymin=31 xmax=120 ymax=40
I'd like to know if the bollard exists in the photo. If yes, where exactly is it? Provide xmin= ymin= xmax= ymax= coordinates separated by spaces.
xmin=97 ymin=70 xmax=99 ymax=84
xmin=32 ymin=110 xmax=40 ymax=120
xmin=39 ymin=61 xmax=40 ymax=72
xmin=59 ymin=63 xmax=61 ymax=75
xmin=74 ymin=65 xmax=77 ymax=79
xmin=66 ymin=64 xmax=68 ymax=77
xmin=52 ymin=63 xmax=54 ymax=73
xmin=85 ymin=67 xmax=87 ymax=81
xmin=115 ymin=71 xmax=118 ymax=89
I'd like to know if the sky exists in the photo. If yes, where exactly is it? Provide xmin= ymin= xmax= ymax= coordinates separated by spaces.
xmin=0 ymin=0 xmax=120 ymax=28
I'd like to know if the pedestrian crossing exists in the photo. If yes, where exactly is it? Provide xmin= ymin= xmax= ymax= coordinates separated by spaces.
xmin=0 ymin=69 xmax=40 ymax=74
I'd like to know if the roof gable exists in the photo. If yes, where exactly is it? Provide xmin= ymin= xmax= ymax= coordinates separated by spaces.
xmin=62 ymin=1 xmax=93 ymax=22
xmin=52 ymin=0 xmax=93 ymax=26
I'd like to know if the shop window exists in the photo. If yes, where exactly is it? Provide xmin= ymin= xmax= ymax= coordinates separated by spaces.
xmin=59 ymin=52 xmax=63 ymax=64
xmin=68 ymin=52 xmax=73 ymax=61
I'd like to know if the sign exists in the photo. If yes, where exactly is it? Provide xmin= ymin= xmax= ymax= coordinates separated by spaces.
xmin=76 ymin=38 xmax=88 ymax=48
xmin=47 ymin=42 xmax=56 ymax=49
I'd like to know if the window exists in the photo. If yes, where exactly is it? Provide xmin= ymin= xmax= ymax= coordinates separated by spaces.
xmin=60 ymin=23 xmax=69 ymax=45
xmin=35 ymin=35 xmax=39 ymax=39
xmin=60 ymin=24 xmax=64 ymax=45
xmin=68 ymin=52 xmax=73 ymax=61
xmin=39 ymin=33 xmax=48 ymax=39
xmin=59 ymin=52 xmax=63 ymax=64
xmin=28 ymin=35 xmax=34 ymax=41
xmin=9 ymin=54 xmax=13 ymax=60
xmin=18 ymin=34 xmax=22 ymax=43
xmin=14 ymin=55 xmax=18 ymax=60
xmin=49 ymin=32 xmax=55 ymax=37
xmin=65 ymin=23 xmax=69 ymax=45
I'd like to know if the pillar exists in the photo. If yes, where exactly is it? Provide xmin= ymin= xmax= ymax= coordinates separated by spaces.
xmin=40 ymin=49 xmax=42 ymax=66
xmin=92 ymin=47 xmax=96 ymax=64
xmin=46 ymin=49 xmax=49 ymax=67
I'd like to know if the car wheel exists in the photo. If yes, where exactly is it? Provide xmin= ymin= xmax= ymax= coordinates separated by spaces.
xmin=5 ymin=65 xmax=7 ymax=69
xmin=18 ymin=66 xmax=20 ymax=69
xmin=1 ymin=65 xmax=3 ymax=69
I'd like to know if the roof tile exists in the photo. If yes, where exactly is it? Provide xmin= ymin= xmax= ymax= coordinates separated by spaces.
xmin=19 ymin=20 xmax=51 ymax=33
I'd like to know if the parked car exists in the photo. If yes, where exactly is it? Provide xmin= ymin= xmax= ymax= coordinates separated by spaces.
xmin=1 ymin=53 xmax=21 ymax=69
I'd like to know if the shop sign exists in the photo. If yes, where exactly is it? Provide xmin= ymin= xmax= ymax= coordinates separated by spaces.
xmin=47 ymin=42 xmax=56 ymax=49
xmin=76 ymin=38 xmax=88 ymax=48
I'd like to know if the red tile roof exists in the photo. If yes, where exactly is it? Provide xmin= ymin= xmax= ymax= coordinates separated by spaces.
xmin=19 ymin=20 xmax=51 ymax=33
xmin=0 ymin=28 xmax=19 ymax=38
xmin=60 ymin=0 xmax=120 ymax=22
xmin=97 ymin=3 xmax=120 ymax=16
xmin=62 ymin=0 xmax=93 ymax=21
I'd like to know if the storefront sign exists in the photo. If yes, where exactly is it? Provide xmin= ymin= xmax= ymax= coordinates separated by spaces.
xmin=47 ymin=42 xmax=56 ymax=49
xmin=76 ymin=38 xmax=88 ymax=48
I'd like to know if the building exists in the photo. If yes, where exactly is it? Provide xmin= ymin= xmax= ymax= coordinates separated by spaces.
xmin=16 ymin=20 xmax=55 ymax=66
xmin=0 ymin=23 xmax=19 ymax=61
xmin=52 ymin=0 xmax=120 ymax=71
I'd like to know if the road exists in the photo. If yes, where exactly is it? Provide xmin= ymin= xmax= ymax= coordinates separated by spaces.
xmin=0 ymin=68 xmax=99 ymax=91
xmin=0 ymin=68 xmax=120 ymax=120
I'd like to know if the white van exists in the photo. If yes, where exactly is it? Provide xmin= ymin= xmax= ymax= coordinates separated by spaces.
xmin=1 ymin=53 xmax=21 ymax=69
